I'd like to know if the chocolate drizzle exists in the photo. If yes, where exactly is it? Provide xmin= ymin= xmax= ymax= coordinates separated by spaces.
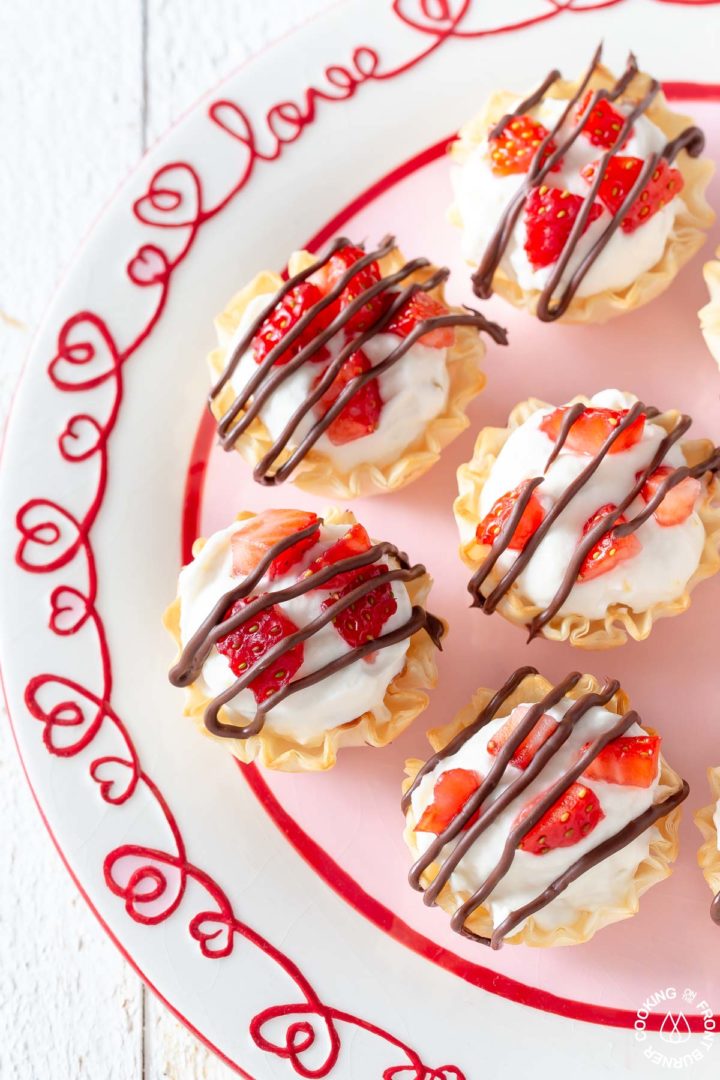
xmin=402 ymin=667 xmax=689 ymax=949
xmin=468 ymin=403 xmax=720 ymax=640
xmin=208 ymin=235 xmax=508 ymax=483
xmin=471 ymin=44 xmax=706 ymax=321
xmin=169 ymin=518 xmax=444 ymax=739
xmin=711 ymin=891 xmax=720 ymax=925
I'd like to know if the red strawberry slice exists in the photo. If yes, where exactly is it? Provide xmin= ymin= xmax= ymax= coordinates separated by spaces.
xmin=216 ymin=599 xmax=304 ymax=703
xmin=386 ymin=290 xmax=455 ymax=348
xmin=476 ymin=482 xmax=545 ymax=552
xmin=576 ymin=92 xmax=631 ymax=149
xmin=322 ymin=564 xmax=397 ymax=648
xmin=415 ymin=768 xmax=483 ymax=835
xmin=231 ymin=510 xmax=320 ymax=580
xmin=313 ymin=349 xmax=383 ymax=445
xmin=640 ymin=465 xmax=701 ymax=526
xmin=486 ymin=706 xmax=559 ymax=770
xmin=580 ymin=156 xmax=684 ymax=234
xmin=583 ymin=734 xmax=661 ymax=788
xmin=318 ymin=244 xmax=386 ymax=332
xmin=578 ymin=504 xmax=642 ymax=582
xmin=488 ymin=114 xmax=561 ymax=176
xmin=524 ymin=186 xmax=603 ymax=269
xmin=305 ymin=523 xmax=372 ymax=590
xmin=540 ymin=406 xmax=645 ymax=455
xmin=517 ymin=781 xmax=605 ymax=855
xmin=251 ymin=282 xmax=331 ymax=366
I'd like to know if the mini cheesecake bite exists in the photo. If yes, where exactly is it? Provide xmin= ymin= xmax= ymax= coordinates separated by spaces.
xmin=450 ymin=44 xmax=714 ymax=322
xmin=165 ymin=508 xmax=444 ymax=771
xmin=694 ymin=767 xmax=720 ymax=925
xmin=402 ymin=668 xmax=688 ymax=948
xmin=455 ymin=390 xmax=720 ymax=648
xmin=207 ymin=236 xmax=506 ymax=498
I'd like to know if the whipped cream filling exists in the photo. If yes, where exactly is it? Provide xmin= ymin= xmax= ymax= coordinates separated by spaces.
xmin=473 ymin=389 xmax=705 ymax=620
xmin=178 ymin=520 xmax=412 ymax=743
xmin=713 ymin=801 xmax=720 ymax=853
xmin=410 ymin=699 xmax=660 ymax=934
xmin=221 ymin=292 xmax=450 ymax=472
xmin=452 ymin=97 xmax=683 ymax=298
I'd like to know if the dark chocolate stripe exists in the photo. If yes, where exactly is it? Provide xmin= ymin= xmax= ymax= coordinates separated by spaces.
xmin=469 ymin=44 xmax=705 ymax=321
xmin=712 ymin=891 xmax=720 ymax=925
xmin=401 ymin=665 xmax=538 ymax=814
xmin=468 ymin=403 xmax=720 ymax=638
xmin=211 ymin=236 xmax=507 ymax=480
xmin=405 ymin=669 xmax=688 ymax=948
xmin=170 ymin=519 xmax=444 ymax=739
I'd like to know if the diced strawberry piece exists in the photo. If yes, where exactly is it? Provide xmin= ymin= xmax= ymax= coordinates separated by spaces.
xmin=320 ymin=244 xmax=385 ymax=332
xmin=488 ymin=113 xmax=561 ymax=176
xmin=385 ymin=290 xmax=454 ymax=348
xmin=583 ymin=735 xmax=661 ymax=788
xmin=640 ymin=465 xmax=701 ymax=527
xmin=251 ymin=282 xmax=331 ymax=366
xmin=231 ymin=510 xmax=319 ymax=580
xmin=322 ymin=564 xmax=397 ymax=648
xmin=576 ymin=92 xmax=631 ymax=149
xmin=313 ymin=349 xmax=382 ymax=445
xmin=580 ymin=156 xmax=684 ymax=234
xmin=578 ymin=504 xmax=642 ymax=582
xmin=523 ymin=186 xmax=603 ymax=269
xmin=486 ymin=706 xmax=559 ymax=770
xmin=415 ymin=768 xmax=483 ymax=835
xmin=517 ymin=781 xmax=605 ymax=855
xmin=216 ymin=598 xmax=304 ymax=703
xmin=305 ymin=523 xmax=372 ymax=590
xmin=540 ymin=406 xmax=645 ymax=455
xmin=476 ymin=483 xmax=545 ymax=552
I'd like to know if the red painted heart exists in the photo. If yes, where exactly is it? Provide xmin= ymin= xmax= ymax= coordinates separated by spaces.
xmin=127 ymin=244 xmax=169 ymax=286
xmin=49 ymin=586 xmax=91 ymax=635
xmin=90 ymin=756 xmax=138 ymax=805
xmin=58 ymin=414 xmax=104 ymax=462
xmin=190 ymin=911 xmax=235 ymax=958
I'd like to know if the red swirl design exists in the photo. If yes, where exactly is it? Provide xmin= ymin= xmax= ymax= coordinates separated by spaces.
xmin=11 ymin=1 xmax=714 ymax=1074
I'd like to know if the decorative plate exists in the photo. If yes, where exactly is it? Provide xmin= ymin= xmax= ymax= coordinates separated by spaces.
xmin=2 ymin=3 xmax=720 ymax=1077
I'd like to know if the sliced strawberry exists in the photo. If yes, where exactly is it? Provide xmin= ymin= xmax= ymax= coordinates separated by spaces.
xmin=305 ymin=523 xmax=372 ymax=590
xmin=385 ymin=290 xmax=454 ymax=348
xmin=319 ymin=244 xmax=385 ymax=332
xmin=486 ymin=706 xmax=559 ymax=770
xmin=415 ymin=768 xmax=483 ymax=835
xmin=476 ymin=483 xmax=544 ymax=552
xmin=488 ymin=114 xmax=560 ymax=176
xmin=578 ymin=504 xmax=642 ymax=582
xmin=640 ymin=465 xmax=701 ymax=527
xmin=517 ymin=781 xmax=604 ymax=855
xmin=313 ymin=349 xmax=382 ymax=445
xmin=523 ymin=186 xmax=603 ymax=269
xmin=576 ymin=92 xmax=630 ymax=149
xmin=583 ymin=735 xmax=661 ymax=788
xmin=231 ymin=510 xmax=320 ymax=580
xmin=216 ymin=598 xmax=304 ymax=703
xmin=322 ymin=564 xmax=397 ymax=648
xmin=540 ymin=406 xmax=645 ymax=455
xmin=251 ymin=282 xmax=331 ymax=366
xmin=580 ymin=156 xmax=684 ymax=235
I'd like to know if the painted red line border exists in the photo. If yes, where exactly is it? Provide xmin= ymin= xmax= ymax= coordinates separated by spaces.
xmin=182 ymin=82 xmax=720 ymax=1035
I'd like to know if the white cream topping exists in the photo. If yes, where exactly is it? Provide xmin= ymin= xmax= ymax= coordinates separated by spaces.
xmin=410 ymin=698 xmax=660 ymax=934
xmin=177 ymin=519 xmax=412 ymax=743
xmin=222 ymin=292 xmax=450 ymax=472
xmin=452 ymin=97 xmax=683 ymax=298
xmin=713 ymin=801 xmax=720 ymax=853
xmin=471 ymin=389 xmax=704 ymax=620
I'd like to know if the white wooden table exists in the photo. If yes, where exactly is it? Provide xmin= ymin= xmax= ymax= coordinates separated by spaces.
xmin=0 ymin=3 xmax=329 ymax=1075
